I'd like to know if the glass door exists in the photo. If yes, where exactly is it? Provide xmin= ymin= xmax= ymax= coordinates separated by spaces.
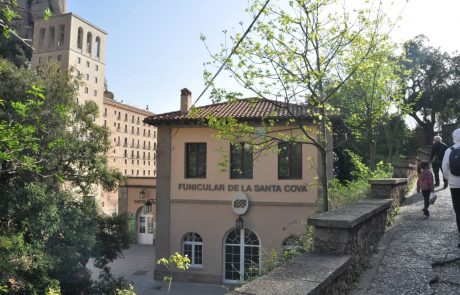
xmin=224 ymin=228 xmax=259 ymax=283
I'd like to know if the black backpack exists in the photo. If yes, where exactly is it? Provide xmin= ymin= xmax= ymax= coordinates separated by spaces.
xmin=449 ymin=147 xmax=460 ymax=176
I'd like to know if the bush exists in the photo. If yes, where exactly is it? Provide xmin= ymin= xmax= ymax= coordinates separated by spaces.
xmin=329 ymin=150 xmax=393 ymax=209
xmin=260 ymin=225 xmax=314 ymax=277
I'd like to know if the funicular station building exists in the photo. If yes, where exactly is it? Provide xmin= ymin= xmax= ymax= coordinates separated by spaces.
xmin=145 ymin=89 xmax=333 ymax=284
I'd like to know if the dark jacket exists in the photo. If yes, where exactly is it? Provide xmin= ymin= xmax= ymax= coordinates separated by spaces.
xmin=431 ymin=142 xmax=448 ymax=163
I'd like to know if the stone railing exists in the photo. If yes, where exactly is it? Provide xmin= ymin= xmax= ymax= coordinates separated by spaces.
xmin=368 ymin=178 xmax=408 ymax=210
xmin=228 ymin=199 xmax=392 ymax=295
xmin=392 ymin=163 xmax=417 ymax=182
xmin=404 ymin=155 xmax=419 ymax=166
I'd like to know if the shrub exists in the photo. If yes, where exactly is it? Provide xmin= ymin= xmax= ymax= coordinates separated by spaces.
xmin=329 ymin=150 xmax=393 ymax=209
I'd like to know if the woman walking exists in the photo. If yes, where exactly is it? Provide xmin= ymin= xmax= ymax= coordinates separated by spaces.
xmin=442 ymin=128 xmax=460 ymax=248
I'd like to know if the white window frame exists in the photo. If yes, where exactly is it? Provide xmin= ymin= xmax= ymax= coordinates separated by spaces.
xmin=182 ymin=232 xmax=203 ymax=269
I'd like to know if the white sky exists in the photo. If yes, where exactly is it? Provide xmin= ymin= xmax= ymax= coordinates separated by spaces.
xmin=391 ymin=0 xmax=460 ymax=54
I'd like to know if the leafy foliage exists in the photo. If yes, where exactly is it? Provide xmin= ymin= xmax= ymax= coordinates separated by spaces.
xmin=0 ymin=59 xmax=127 ymax=294
xmin=156 ymin=253 xmax=190 ymax=295
xmin=329 ymin=150 xmax=393 ymax=209
xmin=332 ymin=38 xmax=400 ymax=169
xmin=261 ymin=225 xmax=314 ymax=276
xmin=202 ymin=0 xmax=395 ymax=211
xmin=396 ymin=35 xmax=460 ymax=144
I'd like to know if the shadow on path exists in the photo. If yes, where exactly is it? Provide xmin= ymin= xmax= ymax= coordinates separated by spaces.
xmin=353 ymin=187 xmax=460 ymax=295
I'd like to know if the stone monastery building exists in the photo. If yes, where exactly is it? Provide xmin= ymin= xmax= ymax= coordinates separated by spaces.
xmin=29 ymin=9 xmax=158 ymax=245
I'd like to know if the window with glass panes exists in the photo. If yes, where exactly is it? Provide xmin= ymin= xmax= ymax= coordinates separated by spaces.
xmin=185 ymin=143 xmax=206 ymax=178
xmin=224 ymin=228 xmax=260 ymax=283
xmin=182 ymin=232 xmax=203 ymax=268
xmin=278 ymin=142 xmax=302 ymax=179
xmin=230 ymin=142 xmax=253 ymax=179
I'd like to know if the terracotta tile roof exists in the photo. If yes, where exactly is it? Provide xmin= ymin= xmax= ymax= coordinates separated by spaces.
xmin=144 ymin=98 xmax=327 ymax=126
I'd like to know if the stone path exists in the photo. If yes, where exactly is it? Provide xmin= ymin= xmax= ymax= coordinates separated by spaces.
xmin=353 ymin=187 xmax=460 ymax=295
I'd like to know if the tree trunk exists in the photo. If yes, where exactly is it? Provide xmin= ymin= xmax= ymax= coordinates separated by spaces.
xmin=384 ymin=124 xmax=392 ymax=162
xmin=319 ymin=104 xmax=329 ymax=212
xmin=422 ymin=123 xmax=435 ymax=146
xmin=320 ymin=147 xmax=329 ymax=212
xmin=369 ymin=140 xmax=376 ymax=170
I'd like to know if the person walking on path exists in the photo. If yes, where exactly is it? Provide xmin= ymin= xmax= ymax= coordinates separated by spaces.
xmin=442 ymin=128 xmax=460 ymax=248
xmin=417 ymin=160 xmax=435 ymax=217
xmin=431 ymin=135 xmax=448 ymax=188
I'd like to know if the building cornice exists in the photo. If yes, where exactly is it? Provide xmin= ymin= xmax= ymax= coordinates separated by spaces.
xmin=34 ymin=12 xmax=108 ymax=35
xmin=103 ymin=98 xmax=155 ymax=116
xmin=171 ymin=199 xmax=316 ymax=207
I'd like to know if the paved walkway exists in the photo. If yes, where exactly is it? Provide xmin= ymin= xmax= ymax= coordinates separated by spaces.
xmin=353 ymin=187 xmax=460 ymax=294
xmin=88 ymin=244 xmax=231 ymax=295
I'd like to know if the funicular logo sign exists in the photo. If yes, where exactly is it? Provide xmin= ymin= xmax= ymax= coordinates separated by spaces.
xmin=232 ymin=192 xmax=249 ymax=215
xmin=233 ymin=199 xmax=247 ymax=208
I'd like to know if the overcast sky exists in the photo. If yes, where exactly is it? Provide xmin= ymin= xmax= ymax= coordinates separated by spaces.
xmin=67 ymin=0 xmax=460 ymax=114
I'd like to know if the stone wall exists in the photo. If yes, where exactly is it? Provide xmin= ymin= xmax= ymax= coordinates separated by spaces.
xmin=228 ymin=199 xmax=392 ymax=295
xmin=229 ymin=253 xmax=352 ymax=295
xmin=309 ymin=200 xmax=391 ymax=284
xmin=392 ymin=163 xmax=417 ymax=182
xmin=369 ymin=178 xmax=408 ymax=210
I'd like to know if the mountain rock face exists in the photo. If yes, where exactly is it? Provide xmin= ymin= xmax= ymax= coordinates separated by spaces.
xmin=13 ymin=0 xmax=67 ymax=39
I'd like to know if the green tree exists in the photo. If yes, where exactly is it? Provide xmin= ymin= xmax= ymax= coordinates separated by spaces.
xmin=0 ymin=59 xmax=128 ymax=295
xmin=397 ymin=35 xmax=460 ymax=145
xmin=156 ymin=253 xmax=190 ymax=295
xmin=332 ymin=39 xmax=399 ymax=169
xmin=203 ymin=0 xmax=392 ymax=211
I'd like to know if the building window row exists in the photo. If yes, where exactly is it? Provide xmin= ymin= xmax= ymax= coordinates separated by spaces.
xmin=185 ymin=142 xmax=302 ymax=180
xmin=77 ymin=57 xmax=99 ymax=72
xmin=38 ymin=25 xmax=65 ymax=50
xmin=123 ymin=158 xmax=153 ymax=166
xmin=112 ymin=112 xmax=151 ymax=128
xmin=123 ymin=169 xmax=156 ymax=176
xmin=76 ymin=66 xmax=98 ymax=83
xmin=121 ymin=149 xmax=154 ymax=160
xmin=77 ymin=27 xmax=101 ymax=58
xmin=113 ymin=137 xmax=156 ymax=151
xmin=38 ymin=55 xmax=62 ymax=65
xmin=103 ymin=109 xmax=156 ymax=138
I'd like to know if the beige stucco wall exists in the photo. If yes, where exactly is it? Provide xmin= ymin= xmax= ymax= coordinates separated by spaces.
xmin=165 ymin=126 xmax=320 ymax=282
xmin=170 ymin=127 xmax=318 ymax=202
xmin=170 ymin=203 xmax=313 ymax=280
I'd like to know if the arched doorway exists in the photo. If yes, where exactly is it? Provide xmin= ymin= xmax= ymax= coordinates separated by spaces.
xmin=137 ymin=203 xmax=154 ymax=245
xmin=223 ymin=228 xmax=260 ymax=283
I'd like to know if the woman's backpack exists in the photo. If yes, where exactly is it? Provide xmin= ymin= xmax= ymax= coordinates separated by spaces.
xmin=449 ymin=147 xmax=460 ymax=176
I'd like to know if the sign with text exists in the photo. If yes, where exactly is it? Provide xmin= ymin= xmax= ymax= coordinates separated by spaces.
xmin=177 ymin=183 xmax=308 ymax=193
